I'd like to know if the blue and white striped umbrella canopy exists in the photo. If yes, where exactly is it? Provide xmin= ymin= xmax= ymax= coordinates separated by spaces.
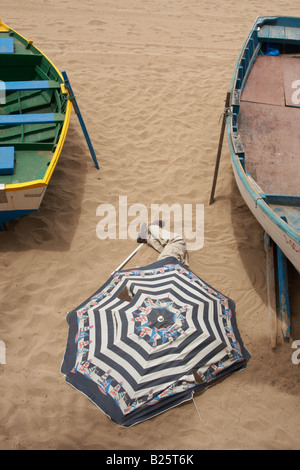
xmin=61 ymin=256 xmax=250 ymax=427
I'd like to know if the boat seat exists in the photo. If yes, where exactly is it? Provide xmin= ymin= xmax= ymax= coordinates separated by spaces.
xmin=3 ymin=80 xmax=61 ymax=91
xmin=0 ymin=113 xmax=65 ymax=125
xmin=258 ymin=25 xmax=300 ymax=44
xmin=0 ymin=38 xmax=14 ymax=53
xmin=0 ymin=146 xmax=14 ymax=175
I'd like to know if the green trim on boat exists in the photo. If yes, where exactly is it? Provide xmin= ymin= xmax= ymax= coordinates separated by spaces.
xmin=0 ymin=26 xmax=68 ymax=187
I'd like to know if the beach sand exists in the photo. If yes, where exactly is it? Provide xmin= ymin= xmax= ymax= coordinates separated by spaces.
xmin=0 ymin=0 xmax=299 ymax=450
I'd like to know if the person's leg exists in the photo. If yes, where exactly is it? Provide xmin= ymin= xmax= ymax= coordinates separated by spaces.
xmin=147 ymin=224 xmax=189 ymax=267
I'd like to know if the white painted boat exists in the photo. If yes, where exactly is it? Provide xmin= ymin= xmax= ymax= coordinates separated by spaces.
xmin=227 ymin=16 xmax=300 ymax=272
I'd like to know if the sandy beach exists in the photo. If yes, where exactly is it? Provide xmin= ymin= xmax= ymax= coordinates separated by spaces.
xmin=0 ymin=0 xmax=299 ymax=450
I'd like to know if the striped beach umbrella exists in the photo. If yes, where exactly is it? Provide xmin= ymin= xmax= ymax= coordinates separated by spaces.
xmin=61 ymin=256 xmax=250 ymax=427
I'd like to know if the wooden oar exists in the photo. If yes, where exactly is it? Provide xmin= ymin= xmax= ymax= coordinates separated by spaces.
xmin=276 ymin=245 xmax=291 ymax=341
xmin=62 ymin=70 xmax=99 ymax=170
xmin=264 ymin=233 xmax=277 ymax=348
xmin=209 ymin=91 xmax=231 ymax=205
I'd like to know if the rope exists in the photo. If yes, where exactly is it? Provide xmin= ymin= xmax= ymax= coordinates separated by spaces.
xmin=218 ymin=105 xmax=232 ymax=125
xmin=192 ymin=394 xmax=202 ymax=422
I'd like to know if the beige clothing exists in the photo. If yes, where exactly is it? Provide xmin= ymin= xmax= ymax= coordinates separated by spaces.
xmin=147 ymin=225 xmax=189 ymax=267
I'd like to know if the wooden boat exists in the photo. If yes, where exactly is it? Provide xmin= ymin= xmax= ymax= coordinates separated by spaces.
xmin=0 ymin=20 xmax=72 ymax=227
xmin=227 ymin=16 xmax=300 ymax=273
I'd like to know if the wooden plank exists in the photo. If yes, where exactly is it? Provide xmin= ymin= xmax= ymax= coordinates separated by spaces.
xmin=0 ymin=146 xmax=14 ymax=175
xmin=265 ymin=195 xmax=300 ymax=206
xmin=264 ymin=233 xmax=277 ymax=349
xmin=0 ymin=53 xmax=42 ymax=67
xmin=258 ymin=25 xmax=300 ymax=43
xmin=268 ymin=204 xmax=300 ymax=234
xmin=0 ymin=142 xmax=53 ymax=150
xmin=0 ymin=66 xmax=36 ymax=81
xmin=241 ymin=55 xmax=285 ymax=106
xmin=0 ymin=149 xmax=51 ymax=185
xmin=0 ymin=113 xmax=64 ymax=125
xmin=3 ymin=80 xmax=60 ymax=91
xmin=0 ymin=122 xmax=56 ymax=142
xmin=238 ymin=101 xmax=300 ymax=196
xmin=286 ymin=26 xmax=300 ymax=42
xmin=0 ymin=38 xmax=14 ymax=53
xmin=283 ymin=56 xmax=300 ymax=107
xmin=0 ymin=90 xmax=52 ymax=115
xmin=276 ymin=245 xmax=291 ymax=341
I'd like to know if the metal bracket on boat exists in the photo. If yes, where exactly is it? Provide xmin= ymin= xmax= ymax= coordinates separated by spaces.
xmin=65 ymin=90 xmax=79 ymax=115
xmin=231 ymin=132 xmax=244 ymax=155
xmin=232 ymin=89 xmax=241 ymax=106
xmin=255 ymin=197 xmax=266 ymax=208
xmin=25 ymin=40 xmax=33 ymax=49
xmin=231 ymin=131 xmax=245 ymax=169
xmin=231 ymin=89 xmax=241 ymax=115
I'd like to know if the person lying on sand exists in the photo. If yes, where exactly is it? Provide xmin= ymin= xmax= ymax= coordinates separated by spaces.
xmin=137 ymin=220 xmax=189 ymax=267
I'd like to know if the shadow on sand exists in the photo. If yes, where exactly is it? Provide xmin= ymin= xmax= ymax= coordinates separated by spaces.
xmin=229 ymin=176 xmax=300 ymax=341
xmin=0 ymin=124 xmax=94 ymax=252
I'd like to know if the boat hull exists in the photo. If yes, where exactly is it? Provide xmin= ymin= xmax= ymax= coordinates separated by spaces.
xmin=0 ymin=185 xmax=46 ymax=225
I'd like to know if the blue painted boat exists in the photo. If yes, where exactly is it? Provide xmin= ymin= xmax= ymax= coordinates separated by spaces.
xmin=227 ymin=16 xmax=300 ymax=273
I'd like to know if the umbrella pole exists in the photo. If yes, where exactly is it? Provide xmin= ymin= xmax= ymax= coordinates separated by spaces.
xmin=111 ymin=243 xmax=145 ymax=275
xmin=209 ymin=90 xmax=231 ymax=205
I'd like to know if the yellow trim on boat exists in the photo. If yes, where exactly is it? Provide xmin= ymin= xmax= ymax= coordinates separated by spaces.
xmin=44 ymin=100 xmax=72 ymax=185
xmin=0 ymin=20 xmax=72 ymax=192
xmin=0 ymin=19 xmax=9 ymax=32
xmin=60 ymin=83 xmax=68 ymax=95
